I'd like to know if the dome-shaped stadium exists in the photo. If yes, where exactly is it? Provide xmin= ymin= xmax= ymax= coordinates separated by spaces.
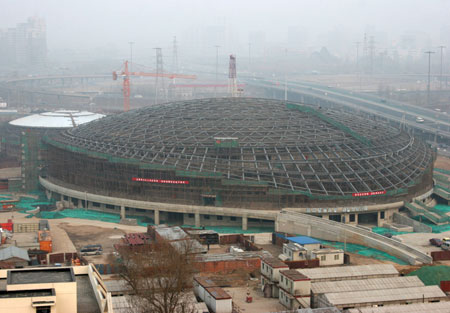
xmin=42 ymin=98 xmax=434 ymax=213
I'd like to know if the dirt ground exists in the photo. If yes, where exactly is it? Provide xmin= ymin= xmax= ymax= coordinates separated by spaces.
xmin=435 ymin=155 xmax=450 ymax=171
xmin=224 ymin=286 xmax=285 ymax=313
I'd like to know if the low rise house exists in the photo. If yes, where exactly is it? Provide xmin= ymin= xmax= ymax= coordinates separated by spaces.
xmin=347 ymin=301 xmax=450 ymax=313
xmin=286 ymin=236 xmax=321 ymax=251
xmin=311 ymin=249 xmax=344 ymax=266
xmin=318 ymin=285 xmax=447 ymax=310
xmin=261 ymin=257 xmax=289 ymax=297
xmin=282 ymin=242 xmax=308 ymax=261
xmin=0 ymin=264 xmax=112 ymax=313
xmin=194 ymin=276 xmax=218 ymax=301
xmin=0 ymin=246 xmax=29 ymax=268
xmin=204 ymin=287 xmax=232 ymax=313
xmin=310 ymin=276 xmax=424 ymax=308
xmin=279 ymin=269 xmax=311 ymax=309
xmin=297 ymin=264 xmax=398 ymax=283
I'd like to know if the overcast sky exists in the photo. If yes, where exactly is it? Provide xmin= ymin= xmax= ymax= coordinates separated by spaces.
xmin=1 ymin=0 xmax=450 ymax=58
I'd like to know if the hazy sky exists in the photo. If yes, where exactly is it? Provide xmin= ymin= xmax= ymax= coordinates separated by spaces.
xmin=1 ymin=0 xmax=449 ymax=57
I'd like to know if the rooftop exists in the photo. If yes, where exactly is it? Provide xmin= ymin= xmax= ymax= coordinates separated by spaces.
xmin=274 ymin=308 xmax=341 ymax=313
xmin=312 ymin=248 xmax=343 ymax=254
xmin=196 ymin=251 xmax=271 ymax=263
xmin=298 ymin=264 xmax=398 ymax=281
xmin=206 ymin=287 xmax=232 ymax=300
xmin=8 ymin=267 xmax=74 ymax=284
xmin=194 ymin=276 xmax=218 ymax=288
xmin=311 ymin=276 xmax=424 ymax=294
xmin=0 ymin=288 xmax=54 ymax=298
xmin=0 ymin=246 xmax=30 ymax=262
xmin=287 ymin=236 xmax=321 ymax=246
xmin=9 ymin=110 xmax=105 ymax=128
xmin=280 ymin=269 xmax=310 ymax=281
xmin=76 ymin=275 xmax=101 ymax=313
xmin=324 ymin=285 xmax=446 ymax=306
xmin=262 ymin=257 xmax=289 ymax=269
xmin=154 ymin=226 xmax=189 ymax=241
xmin=347 ymin=301 xmax=450 ymax=313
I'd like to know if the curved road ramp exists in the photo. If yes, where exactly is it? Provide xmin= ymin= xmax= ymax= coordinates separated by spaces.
xmin=276 ymin=210 xmax=432 ymax=265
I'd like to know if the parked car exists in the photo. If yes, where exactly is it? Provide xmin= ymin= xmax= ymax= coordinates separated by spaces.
xmin=383 ymin=232 xmax=393 ymax=238
xmin=429 ymin=238 xmax=443 ymax=247
xmin=442 ymin=242 xmax=450 ymax=251
xmin=442 ymin=237 xmax=450 ymax=242
xmin=80 ymin=244 xmax=103 ymax=256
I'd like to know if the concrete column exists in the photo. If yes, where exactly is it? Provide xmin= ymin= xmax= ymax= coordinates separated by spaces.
xmin=355 ymin=213 xmax=359 ymax=225
xmin=242 ymin=215 xmax=248 ymax=231
xmin=120 ymin=205 xmax=125 ymax=219
xmin=377 ymin=211 xmax=382 ymax=227
xmin=60 ymin=194 xmax=64 ymax=201
xmin=195 ymin=212 xmax=200 ymax=228
xmin=154 ymin=210 xmax=160 ymax=225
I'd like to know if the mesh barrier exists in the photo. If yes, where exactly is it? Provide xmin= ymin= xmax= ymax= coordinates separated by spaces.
xmin=407 ymin=265 xmax=450 ymax=285
xmin=371 ymin=227 xmax=411 ymax=236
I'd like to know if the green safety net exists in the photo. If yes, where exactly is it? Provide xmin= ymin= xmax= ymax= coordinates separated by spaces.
xmin=407 ymin=265 xmax=450 ymax=286
xmin=371 ymin=227 xmax=411 ymax=236
xmin=320 ymin=240 xmax=408 ymax=265
xmin=434 ymin=168 xmax=450 ymax=175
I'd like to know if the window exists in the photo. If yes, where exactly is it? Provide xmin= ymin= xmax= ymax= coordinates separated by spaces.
xmin=230 ymin=216 xmax=237 ymax=221
xmin=204 ymin=215 xmax=210 ymax=220
xmin=36 ymin=307 xmax=51 ymax=313
xmin=289 ymin=251 xmax=292 ymax=256
xmin=217 ymin=215 xmax=223 ymax=220
xmin=188 ymin=213 xmax=194 ymax=218
xmin=281 ymin=276 xmax=283 ymax=283
xmin=380 ymin=211 xmax=385 ymax=219
xmin=349 ymin=214 xmax=355 ymax=222
xmin=320 ymin=255 xmax=326 ymax=261
xmin=334 ymin=254 xmax=340 ymax=260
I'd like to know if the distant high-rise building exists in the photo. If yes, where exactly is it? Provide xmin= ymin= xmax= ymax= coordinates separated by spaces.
xmin=0 ymin=17 xmax=47 ymax=67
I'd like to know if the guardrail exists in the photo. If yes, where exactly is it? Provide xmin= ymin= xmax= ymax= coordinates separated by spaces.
xmin=278 ymin=210 xmax=432 ymax=264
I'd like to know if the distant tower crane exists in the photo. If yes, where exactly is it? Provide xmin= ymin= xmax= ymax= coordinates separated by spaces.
xmin=113 ymin=60 xmax=196 ymax=111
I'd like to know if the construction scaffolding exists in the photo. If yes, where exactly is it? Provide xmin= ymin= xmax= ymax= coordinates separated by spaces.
xmin=45 ymin=98 xmax=433 ymax=209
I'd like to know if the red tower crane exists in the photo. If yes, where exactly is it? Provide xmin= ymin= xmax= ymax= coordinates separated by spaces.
xmin=113 ymin=60 xmax=197 ymax=112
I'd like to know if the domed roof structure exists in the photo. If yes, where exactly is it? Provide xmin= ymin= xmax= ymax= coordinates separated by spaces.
xmin=50 ymin=98 xmax=432 ymax=197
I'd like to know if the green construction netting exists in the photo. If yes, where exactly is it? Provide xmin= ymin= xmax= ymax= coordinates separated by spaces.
xmin=407 ymin=265 xmax=450 ymax=286
xmin=320 ymin=240 xmax=408 ymax=265
xmin=412 ymin=216 xmax=450 ymax=233
xmin=371 ymin=227 xmax=411 ymax=236
xmin=435 ymin=168 xmax=450 ymax=175
xmin=433 ymin=204 xmax=450 ymax=213
xmin=30 ymin=209 xmax=152 ymax=227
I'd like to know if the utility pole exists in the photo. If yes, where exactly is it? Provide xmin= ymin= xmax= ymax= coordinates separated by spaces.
xmin=214 ymin=45 xmax=220 ymax=97
xmin=438 ymin=45 xmax=445 ymax=90
xmin=425 ymin=51 xmax=435 ymax=107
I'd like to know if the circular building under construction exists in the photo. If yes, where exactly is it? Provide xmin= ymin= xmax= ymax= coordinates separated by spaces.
xmin=41 ymin=98 xmax=434 ymax=227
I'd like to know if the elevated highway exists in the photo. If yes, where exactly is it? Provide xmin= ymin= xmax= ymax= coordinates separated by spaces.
xmin=246 ymin=78 xmax=450 ymax=143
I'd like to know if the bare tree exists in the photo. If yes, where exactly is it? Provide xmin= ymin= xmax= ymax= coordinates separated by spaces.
xmin=119 ymin=239 xmax=197 ymax=313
